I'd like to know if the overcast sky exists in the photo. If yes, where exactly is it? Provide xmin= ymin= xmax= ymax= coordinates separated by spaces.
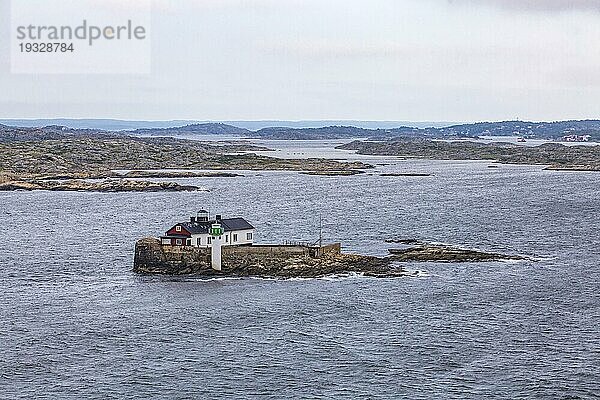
xmin=1 ymin=0 xmax=599 ymax=122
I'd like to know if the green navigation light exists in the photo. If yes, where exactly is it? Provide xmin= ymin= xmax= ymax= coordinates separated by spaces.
xmin=210 ymin=226 xmax=224 ymax=237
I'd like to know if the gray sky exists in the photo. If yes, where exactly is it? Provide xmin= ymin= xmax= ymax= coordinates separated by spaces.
xmin=1 ymin=0 xmax=599 ymax=122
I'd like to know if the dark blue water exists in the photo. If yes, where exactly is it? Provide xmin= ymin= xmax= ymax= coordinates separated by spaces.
xmin=1 ymin=155 xmax=599 ymax=399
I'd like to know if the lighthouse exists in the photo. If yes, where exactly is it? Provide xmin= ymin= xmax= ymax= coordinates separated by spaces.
xmin=210 ymin=220 xmax=225 ymax=271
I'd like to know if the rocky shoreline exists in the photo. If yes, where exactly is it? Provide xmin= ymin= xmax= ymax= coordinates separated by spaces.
xmin=133 ymin=238 xmax=526 ymax=279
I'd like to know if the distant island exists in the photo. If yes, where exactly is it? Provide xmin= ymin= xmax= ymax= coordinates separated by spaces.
xmin=123 ymin=120 xmax=600 ymax=141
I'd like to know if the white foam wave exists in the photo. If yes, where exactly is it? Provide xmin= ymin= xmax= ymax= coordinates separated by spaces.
xmin=182 ymin=270 xmax=435 ymax=283
xmin=528 ymin=255 xmax=558 ymax=262
xmin=287 ymin=272 xmax=368 ymax=282
xmin=183 ymin=277 xmax=244 ymax=283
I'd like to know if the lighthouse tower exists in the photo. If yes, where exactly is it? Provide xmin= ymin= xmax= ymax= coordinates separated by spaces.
xmin=210 ymin=220 xmax=224 ymax=271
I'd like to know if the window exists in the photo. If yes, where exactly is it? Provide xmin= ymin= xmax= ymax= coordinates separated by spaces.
xmin=175 ymin=239 xmax=182 ymax=245
xmin=197 ymin=238 xmax=202 ymax=246
xmin=207 ymin=237 xmax=212 ymax=244
xmin=247 ymin=232 xmax=253 ymax=240
xmin=175 ymin=226 xmax=182 ymax=232
xmin=225 ymin=235 xmax=229 ymax=243
xmin=233 ymin=234 xmax=238 ymax=242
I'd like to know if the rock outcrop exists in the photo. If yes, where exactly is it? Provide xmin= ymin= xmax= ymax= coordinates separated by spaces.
xmin=388 ymin=245 xmax=524 ymax=262
xmin=385 ymin=239 xmax=525 ymax=262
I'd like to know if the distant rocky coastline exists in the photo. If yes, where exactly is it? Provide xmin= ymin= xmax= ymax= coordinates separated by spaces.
xmin=244 ymin=121 xmax=600 ymax=141
xmin=338 ymin=139 xmax=600 ymax=171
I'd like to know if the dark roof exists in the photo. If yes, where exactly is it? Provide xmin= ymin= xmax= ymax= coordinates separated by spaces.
xmin=221 ymin=218 xmax=255 ymax=232
xmin=178 ymin=222 xmax=209 ymax=235
xmin=168 ymin=218 xmax=254 ymax=235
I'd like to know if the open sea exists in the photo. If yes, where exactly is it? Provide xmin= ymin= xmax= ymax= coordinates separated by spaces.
xmin=1 ymin=140 xmax=599 ymax=399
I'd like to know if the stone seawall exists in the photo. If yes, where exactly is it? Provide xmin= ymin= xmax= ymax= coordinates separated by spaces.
xmin=133 ymin=238 xmax=402 ymax=278
xmin=222 ymin=243 xmax=341 ymax=258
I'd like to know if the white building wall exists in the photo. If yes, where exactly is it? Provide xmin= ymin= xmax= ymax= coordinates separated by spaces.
xmin=231 ymin=229 xmax=255 ymax=245
xmin=191 ymin=234 xmax=211 ymax=248
xmin=190 ymin=229 xmax=255 ymax=248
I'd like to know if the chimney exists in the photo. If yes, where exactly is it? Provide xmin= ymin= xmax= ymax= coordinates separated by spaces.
xmin=216 ymin=214 xmax=222 ymax=221
xmin=190 ymin=216 xmax=196 ymax=223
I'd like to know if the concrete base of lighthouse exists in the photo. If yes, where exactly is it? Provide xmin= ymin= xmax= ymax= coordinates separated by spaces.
xmin=211 ymin=236 xmax=222 ymax=271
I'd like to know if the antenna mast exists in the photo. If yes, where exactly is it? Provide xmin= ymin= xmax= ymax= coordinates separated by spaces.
xmin=319 ymin=211 xmax=323 ymax=248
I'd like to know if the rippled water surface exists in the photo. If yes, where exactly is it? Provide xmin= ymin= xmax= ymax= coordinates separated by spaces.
xmin=1 ymin=145 xmax=599 ymax=399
